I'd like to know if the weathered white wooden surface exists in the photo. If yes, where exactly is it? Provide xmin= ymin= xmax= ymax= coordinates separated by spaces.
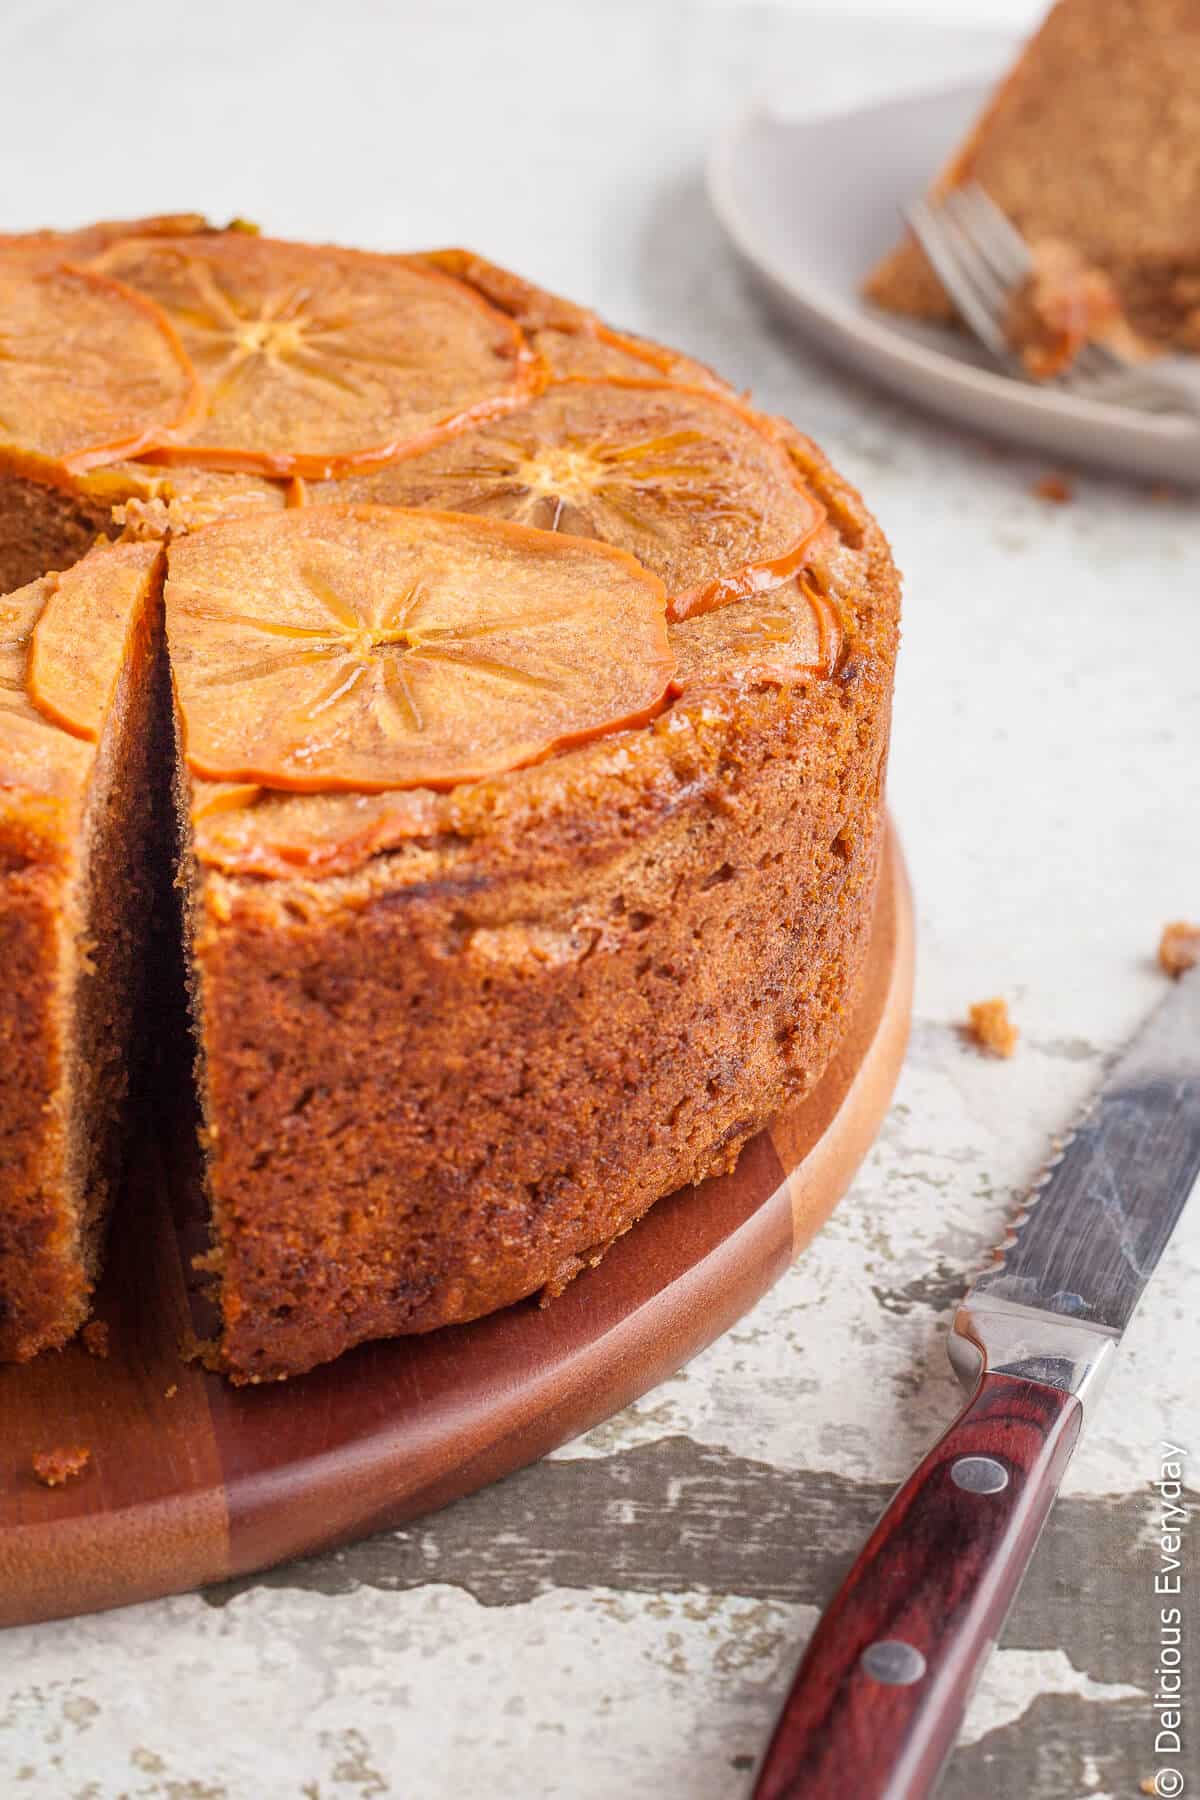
xmin=1 ymin=2 xmax=1197 ymax=1795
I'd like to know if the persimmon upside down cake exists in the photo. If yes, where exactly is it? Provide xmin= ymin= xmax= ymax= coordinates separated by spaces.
xmin=0 ymin=218 xmax=900 ymax=1381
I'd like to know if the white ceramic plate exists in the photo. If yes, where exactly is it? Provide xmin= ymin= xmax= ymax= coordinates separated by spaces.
xmin=707 ymin=81 xmax=1200 ymax=485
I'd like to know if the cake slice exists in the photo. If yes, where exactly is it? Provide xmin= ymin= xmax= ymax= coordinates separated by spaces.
xmin=0 ymin=540 xmax=164 ymax=1358
xmin=865 ymin=0 xmax=1200 ymax=357
xmin=156 ymin=423 xmax=892 ymax=1383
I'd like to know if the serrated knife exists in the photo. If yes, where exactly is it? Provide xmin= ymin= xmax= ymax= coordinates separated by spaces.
xmin=753 ymin=967 xmax=1200 ymax=1800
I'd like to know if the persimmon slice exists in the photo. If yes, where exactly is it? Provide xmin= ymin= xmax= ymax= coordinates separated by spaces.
xmin=0 ymin=258 xmax=198 ymax=474
xmin=325 ymin=379 xmax=825 ymax=622
xmin=28 ymin=541 xmax=163 ymax=739
xmin=0 ymin=214 xmax=216 ymax=269
xmin=191 ymin=785 xmax=444 ymax=877
xmin=0 ymin=578 xmax=56 ymax=728
xmin=162 ymin=506 xmax=673 ymax=792
xmin=532 ymin=321 xmax=729 ymax=389
xmin=89 ymin=236 xmax=534 ymax=478
xmin=0 ymin=575 xmax=92 ymax=797
xmin=669 ymin=574 xmax=841 ymax=693
xmin=416 ymin=250 xmax=731 ymax=391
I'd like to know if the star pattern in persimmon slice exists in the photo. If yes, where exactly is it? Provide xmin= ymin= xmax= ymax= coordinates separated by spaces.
xmin=88 ymin=235 xmax=535 ymax=478
xmin=161 ymin=506 xmax=673 ymax=792
xmin=325 ymin=379 xmax=825 ymax=622
xmin=0 ymin=254 xmax=198 ymax=475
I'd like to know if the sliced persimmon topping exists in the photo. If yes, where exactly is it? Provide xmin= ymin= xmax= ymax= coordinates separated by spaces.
xmin=0 ymin=214 xmax=217 ymax=269
xmin=3 ymin=544 xmax=160 ymax=793
xmin=325 ymin=379 xmax=825 ymax=621
xmin=415 ymin=250 xmax=731 ymax=391
xmin=164 ymin=506 xmax=673 ymax=792
xmin=27 ymin=541 xmax=163 ymax=739
xmin=0 ymin=576 xmax=91 ymax=794
xmin=0 ymin=578 xmax=54 ymax=725
xmin=669 ymin=573 xmax=842 ymax=694
xmin=531 ymin=321 xmax=732 ymax=390
xmin=0 ymin=257 xmax=198 ymax=475
xmin=88 ymin=236 xmax=535 ymax=478
xmin=192 ymin=784 xmax=445 ymax=876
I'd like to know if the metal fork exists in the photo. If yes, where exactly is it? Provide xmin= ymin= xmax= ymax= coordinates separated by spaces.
xmin=904 ymin=183 xmax=1200 ymax=417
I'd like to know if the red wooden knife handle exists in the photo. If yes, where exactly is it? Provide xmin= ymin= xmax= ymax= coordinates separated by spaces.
xmin=752 ymin=1371 xmax=1083 ymax=1800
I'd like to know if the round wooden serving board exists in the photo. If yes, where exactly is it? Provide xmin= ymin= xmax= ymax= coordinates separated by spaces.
xmin=0 ymin=825 xmax=912 ymax=1628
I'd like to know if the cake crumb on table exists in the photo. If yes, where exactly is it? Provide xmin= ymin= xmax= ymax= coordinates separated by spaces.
xmin=965 ymin=997 xmax=1019 ymax=1058
xmin=1032 ymin=473 xmax=1074 ymax=504
xmin=164 ymin=1383 xmax=178 ymax=1400
xmin=1158 ymin=919 xmax=1200 ymax=977
xmin=32 ymin=1446 xmax=91 ymax=1487
xmin=82 ymin=1319 xmax=110 ymax=1358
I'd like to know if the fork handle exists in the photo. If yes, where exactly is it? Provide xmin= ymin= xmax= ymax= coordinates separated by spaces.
xmin=752 ymin=1372 xmax=1082 ymax=1800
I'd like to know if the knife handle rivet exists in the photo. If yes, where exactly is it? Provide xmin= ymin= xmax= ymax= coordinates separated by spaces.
xmin=950 ymin=1455 xmax=1009 ymax=1494
xmin=860 ymin=1640 xmax=927 ymax=1685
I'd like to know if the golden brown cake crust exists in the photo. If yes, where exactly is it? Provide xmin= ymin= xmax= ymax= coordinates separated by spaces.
xmin=190 ymin=430 xmax=900 ymax=1381
xmin=864 ymin=0 xmax=1200 ymax=352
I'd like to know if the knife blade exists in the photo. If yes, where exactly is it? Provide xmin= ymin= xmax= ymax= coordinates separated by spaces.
xmin=754 ymin=968 xmax=1200 ymax=1800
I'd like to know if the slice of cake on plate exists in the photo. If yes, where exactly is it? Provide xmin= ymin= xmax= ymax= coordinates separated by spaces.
xmin=865 ymin=0 xmax=1200 ymax=365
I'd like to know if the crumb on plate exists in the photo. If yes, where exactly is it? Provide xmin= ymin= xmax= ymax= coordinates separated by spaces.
xmin=81 ymin=1319 xmax=110 ymax=1358
xmin=1032 ymin=473 xmax=1074 ymax=504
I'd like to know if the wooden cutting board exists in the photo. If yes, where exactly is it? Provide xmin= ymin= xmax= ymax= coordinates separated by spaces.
xmin=0 ymin=825 xmax=912 ymax=1628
